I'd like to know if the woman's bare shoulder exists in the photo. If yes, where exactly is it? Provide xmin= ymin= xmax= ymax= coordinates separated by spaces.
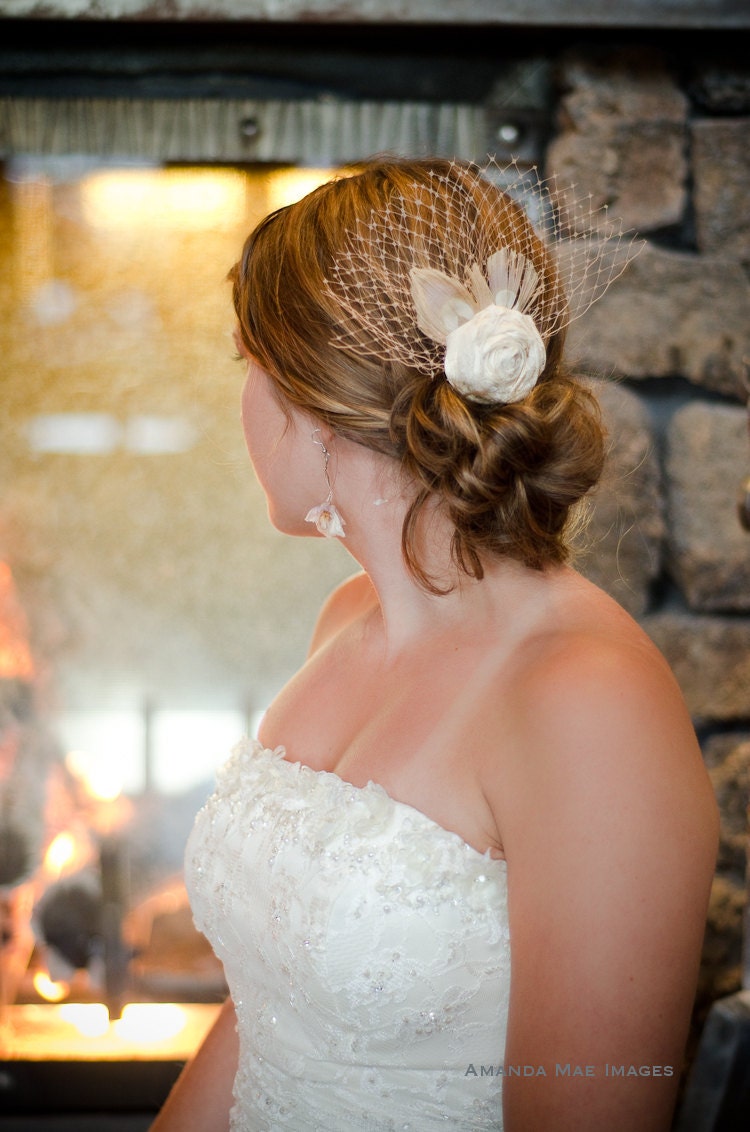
xmin=509 ymin=594 xmax=696 ymax=769
xmin=506 ymin=572 xmax=676 ymax=711
xmin=307 ymin=571 xmax=379 ymax=656
xmin=488 ymin=588 xmax=718 ymax=865
xmin=478 ymin=573 xmax=710 ymax=825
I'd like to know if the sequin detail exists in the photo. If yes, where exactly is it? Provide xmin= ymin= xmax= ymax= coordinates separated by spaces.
xmin=186 ymin=738 xmax=510 ymax=1131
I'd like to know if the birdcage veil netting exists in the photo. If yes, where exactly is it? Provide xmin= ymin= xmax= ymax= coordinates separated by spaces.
xmin=325 ymin=158 xmax=642 ymax=381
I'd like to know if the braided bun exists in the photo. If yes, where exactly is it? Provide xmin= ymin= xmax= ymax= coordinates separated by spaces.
xmin=392 ymin=369 xmax=604 ymax=588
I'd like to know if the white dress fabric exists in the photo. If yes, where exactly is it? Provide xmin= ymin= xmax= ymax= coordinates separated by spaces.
xmin=185 ymin=738 xmax=511 ymax=1131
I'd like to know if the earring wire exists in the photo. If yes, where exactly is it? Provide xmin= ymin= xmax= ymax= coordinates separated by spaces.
xmin=311 ymin=428 xmax=334 ymax=503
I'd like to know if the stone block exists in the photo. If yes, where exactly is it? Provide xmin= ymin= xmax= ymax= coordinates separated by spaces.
xmin=643 ymin=612 xmax=750 ymax=724
xmin=689 ymin=62 xmax=750 ymax=115
xmin=564 ymin=242 xmax=749 ymax=397
xmin=574 ymin=380 xmax=664 ymax=617
xmin=700 ymin=733 xmax=750 ymax=1018
xmin=547 ymin=47 xmax=688 ymax=233
xmin=666 ymin=402 xmax=750 ymax=612
xmin=555 ymin=46 xmax=689 ymax=127
xmin=703 ymin=733 xmax=750 ymax=880
xmin=697 ymin=873 xmax=745 ymax=1011
xmin=692 ymin=118 xmax=750 ymax=258
xmin=548 ymin=121 xmax=688 ymax=234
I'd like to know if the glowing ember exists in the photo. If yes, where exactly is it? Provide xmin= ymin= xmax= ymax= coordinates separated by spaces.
xmin=32 ymin=971 xmax=69 ymax=1003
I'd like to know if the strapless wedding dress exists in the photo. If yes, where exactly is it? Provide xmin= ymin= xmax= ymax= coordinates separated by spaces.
xmin=185 ymin=738 xmax=510 ymax=1131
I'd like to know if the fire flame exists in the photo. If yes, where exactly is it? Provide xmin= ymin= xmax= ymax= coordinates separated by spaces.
xmin=0 ymin=561 xmax=35 ymax=680
xmin=115 ymin=1003 xmax=187 ymax=1043
xmin=62 ymin=747 xmax=133 ymax=835
xmin=41 ymin=823 xmax=93 ymax=881
xmin=60 ymin=1002 xmax=109 ymax=1038
xmin=65 ymin=748 xmax=123 ymax=803
xmin=56 ymin=1001 xmax=189 ymax=1042
xmin=33 ymin=970 xmax=69 ymax=1003
xmin=2 ymin=1001 xmax=219 ymax=1061
xmin=44 ymin=830 xmax=77 ymax=875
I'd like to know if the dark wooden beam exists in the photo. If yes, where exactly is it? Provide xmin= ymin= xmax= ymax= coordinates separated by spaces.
xmin=1 ymin=0 xmax=749 ymax=30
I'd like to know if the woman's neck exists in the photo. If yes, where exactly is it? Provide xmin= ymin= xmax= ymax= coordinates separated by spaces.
xmin=332 ymin=437 xmax=553 ymax=657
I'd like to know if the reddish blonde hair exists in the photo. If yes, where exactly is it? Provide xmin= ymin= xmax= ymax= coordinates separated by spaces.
xmin=232 ymin=158 xmax=605 ymax=591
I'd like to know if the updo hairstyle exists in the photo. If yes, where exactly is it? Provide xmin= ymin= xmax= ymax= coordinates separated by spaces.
xmin=231 ymin=158 xmax=605 ymax=592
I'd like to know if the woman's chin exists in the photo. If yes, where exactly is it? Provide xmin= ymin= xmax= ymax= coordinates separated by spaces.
xmin=267 ymin=508 xmax=318 ymax=539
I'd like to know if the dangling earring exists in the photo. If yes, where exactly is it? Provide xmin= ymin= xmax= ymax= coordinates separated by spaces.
xmin=305 ymin=429 xmax=346 ymax=538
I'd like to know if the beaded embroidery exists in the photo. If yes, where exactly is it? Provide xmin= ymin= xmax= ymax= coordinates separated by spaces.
xmin=186 ymin=739 xmax=510 ymax=1131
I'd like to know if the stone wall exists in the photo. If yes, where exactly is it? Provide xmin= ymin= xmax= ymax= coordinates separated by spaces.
xmin=549 ymin=45 xmax=750 ymax=1054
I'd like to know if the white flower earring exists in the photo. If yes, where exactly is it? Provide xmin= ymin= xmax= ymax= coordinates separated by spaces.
xmin=305 ymin=429 xmax=346 ymax=538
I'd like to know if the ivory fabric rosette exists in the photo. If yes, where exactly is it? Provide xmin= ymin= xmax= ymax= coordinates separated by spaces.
xmin=409 ymin=250 xmax=547 ymax=405
xmin=444 ymin=305 xmax=546 ymax=404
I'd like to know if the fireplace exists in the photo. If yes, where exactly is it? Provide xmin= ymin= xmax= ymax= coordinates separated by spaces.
xmin=0 ymin=43 xmax=537 ymax=1103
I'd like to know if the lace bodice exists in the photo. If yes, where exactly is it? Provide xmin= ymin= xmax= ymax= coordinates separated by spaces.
xmin=185 ymin=739 xmax=510 ymax=1131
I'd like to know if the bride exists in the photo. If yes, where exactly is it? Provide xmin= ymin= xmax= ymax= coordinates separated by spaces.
xmin=151 ymin=157 xmax=718 ymax=1131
